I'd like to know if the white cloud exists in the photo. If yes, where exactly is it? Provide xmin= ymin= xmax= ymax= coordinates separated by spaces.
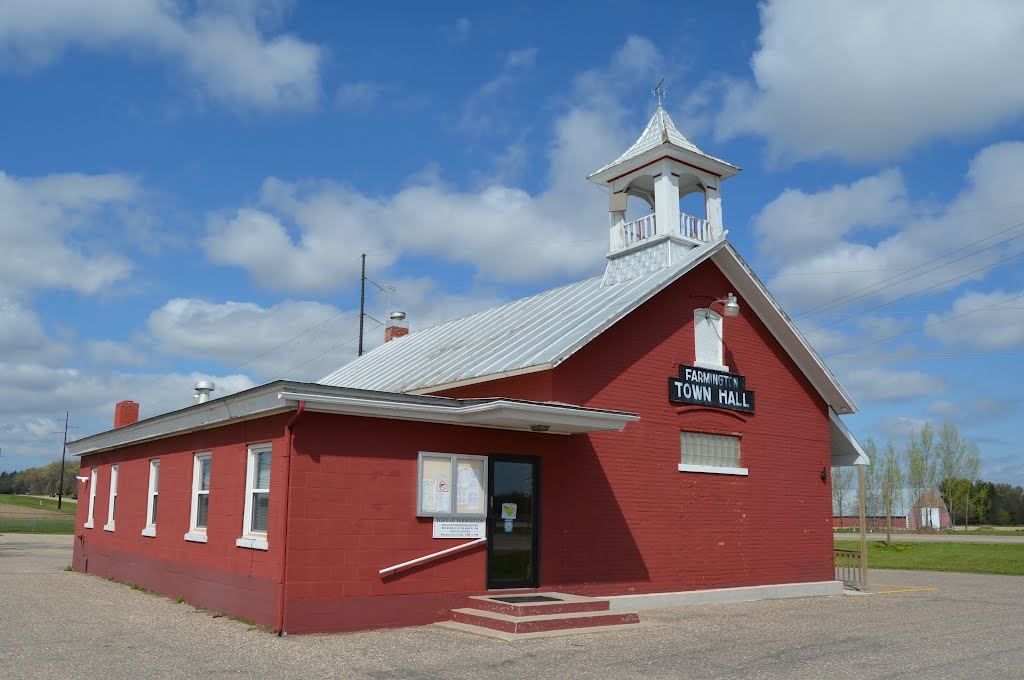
xmin=753 ymin=169 xmax=909 ymax=263
xmin=842 ymin=367 xmax=946 ymax=403
xmin=146 ymin=297 xmax=354 ymax=380
xmin=335 ymin=81 xmax=385 ymax=110
xmin=716 ymin=0 xmax=1024 ymax=163
xmin=449 ymin=18 xmax=472 ymax=42
xmin=923 ymin=288 xmax=1024 ymax=350
xmin=0 ymin=0 xmax=323 ymax=112
xmin=760 ymin=142 xmax=1024 ymax=311
xmin=504 ymin=47 xmax=538 ymax=70
xmin=0 ymin=171 xmax=139 ymax=297
xmin=0 ymin=298 xmax=69 ymax=363
xmin=205 ymin=37 xmax=663 ymax=292
xmin=876 ymin=416 xmax=932 ymax=441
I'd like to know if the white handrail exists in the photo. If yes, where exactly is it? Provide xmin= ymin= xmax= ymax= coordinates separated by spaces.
xmin=378 ymin=537 xmax=486 ymax=576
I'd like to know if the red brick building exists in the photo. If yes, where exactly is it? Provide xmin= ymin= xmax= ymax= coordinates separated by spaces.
xmin=69 ymin=106 xmax=867 ymax=635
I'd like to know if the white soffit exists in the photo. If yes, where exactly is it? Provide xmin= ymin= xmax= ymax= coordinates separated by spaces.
xmin=829 ymin=409 xmax=869 ymax=467
xmin=65 ymin=382 xmax=640 ymax=456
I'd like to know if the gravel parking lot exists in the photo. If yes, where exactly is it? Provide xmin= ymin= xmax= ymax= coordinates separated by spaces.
xmin=1 ymin=534 xmax=1022 ymax=679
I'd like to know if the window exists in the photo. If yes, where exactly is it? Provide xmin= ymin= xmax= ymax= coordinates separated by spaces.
xmin=103 ymin=465 xmax=118 ymax=532
xmin=237 ymin=444 xmax=271 ymax=551
xmin=185 ymin=453 xmax=212 ymax=543
xmin=142 ymin=459 xmax=159 ymax=537
xmin=694 ymin=309 xmax=726 ymax=371
xmin=416 ymin=452 xmax=487 ymax=518
xmin=84 ymin=468 xmax=98 ymax=528
xmin=678 ymin=431 xmax=747 ymax=476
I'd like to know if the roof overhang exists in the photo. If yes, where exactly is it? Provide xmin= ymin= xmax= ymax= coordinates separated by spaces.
xmin=829 ymin=409 xmax=869 ymax=467
xmin=67 ymin=381 xmax=639 ymax=457
xmin=712 ymin=244 xmax=858 ymax=415
xmin=587 ymin=146 xmax=741 ymax=186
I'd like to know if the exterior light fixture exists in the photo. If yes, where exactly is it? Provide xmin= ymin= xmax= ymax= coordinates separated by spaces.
xmin=699 ymin=293 xmax=740 ymax=318
xmin=530 ymin=424 xmax=550 ymax=432
xmin=821 ymin=467 xmax=828 ymax=483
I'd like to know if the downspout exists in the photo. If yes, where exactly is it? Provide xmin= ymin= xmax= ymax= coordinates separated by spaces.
xmin=276 ymin=400 xmax=305 ymax=636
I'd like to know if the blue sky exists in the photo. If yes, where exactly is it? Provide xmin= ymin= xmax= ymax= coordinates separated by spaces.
xmin=1 ymin=1 xmax=1023 ymax=485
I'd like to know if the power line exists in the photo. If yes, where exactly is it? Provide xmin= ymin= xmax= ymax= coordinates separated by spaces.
xmin=804 ymin=248 xmax=1024 ymax=334
xmin=275 ymin=319 xmax=383 ymax=379
xmin=795 ymin=218 xmax=1024 ymax=321
xmin=825 ymin=291 xmax=1024 ymax=358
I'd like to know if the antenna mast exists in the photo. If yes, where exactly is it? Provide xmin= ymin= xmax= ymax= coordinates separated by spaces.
xmin=358 ymin=254 xmax=366 ymax=356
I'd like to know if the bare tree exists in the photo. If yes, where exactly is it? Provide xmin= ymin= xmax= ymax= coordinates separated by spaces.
xmin=862 ymin=438 xmax=881 ymax=527
xmin=905 ymin=423 xmax=938 ymax=515
xmin=832 ymin=466 xmax=855 ymax=528
xmin=881 ymin=441 xmax=905 ymax=547
xmin=936 ymin=423 xmax=982 ymax=530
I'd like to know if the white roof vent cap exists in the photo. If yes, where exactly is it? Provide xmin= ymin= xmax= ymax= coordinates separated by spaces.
xmin=194 ymin=380 xmax=215 ymax=404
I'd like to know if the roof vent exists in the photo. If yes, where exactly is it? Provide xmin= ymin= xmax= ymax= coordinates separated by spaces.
xmin=194 ymin=381 xmax=215 ymax=404
xmin=385 ymin=311 xmax=409 ymax=343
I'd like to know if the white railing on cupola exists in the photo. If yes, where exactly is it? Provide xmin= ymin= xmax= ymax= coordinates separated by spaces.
xmin=619 ymin=212 xmax=711 ymax=249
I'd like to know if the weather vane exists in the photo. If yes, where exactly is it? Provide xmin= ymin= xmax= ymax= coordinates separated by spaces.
xmin=652 ymin=78 xmax=666 ymax=106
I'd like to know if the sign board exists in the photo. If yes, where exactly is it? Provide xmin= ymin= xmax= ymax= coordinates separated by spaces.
xmin=669 ymin=364 xmax=755 ymax=413
xmin=433 ymin=517 xmax=486 ymax=539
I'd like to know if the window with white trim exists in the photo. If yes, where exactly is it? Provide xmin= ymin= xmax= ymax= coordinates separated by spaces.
xmin=142 ymin=459 xmax=159 ymax=537
xmin=84 ymin=467 xmax=98 ymax=528
xmin=416 ymin=452 xmax=487 ymax=518
xmin=678 ymin=431 xmax=747 ymax=476
xmin=185 ymin=452 xmax=212 ymax=543
xmin=694 ymin=309 xmax=726 ymax=371
xmin=238 ymin=444 xmax=271 ymax=550
xmin=103 ymin=465 xmax=118 ymax=532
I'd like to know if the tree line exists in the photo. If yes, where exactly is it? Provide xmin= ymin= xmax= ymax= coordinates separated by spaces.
xmin=832 ymin=422 xmax=1024 ymax=529
xmin=0 ymin=460 xmax=80 ymax=496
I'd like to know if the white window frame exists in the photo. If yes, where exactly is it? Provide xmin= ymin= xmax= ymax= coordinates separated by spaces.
xmin=694 ymin=308 xmax=728 ymax=372
xmin=678 ymin=431 xmax=748 ymax=476
xmin=84 ymin=467 xmax=98 ymax=529
xmin=237 ymin=444 xmax=271 ymax=551
xmin=103 ymin=465 xmax=118 ymax=532
xmin=185 ymin=452 xmax=212 ymax=543
xmin=142 ymin=459 xmax=159 ymax=537
xmin=415 ymin=452 xmax=488 ymax=519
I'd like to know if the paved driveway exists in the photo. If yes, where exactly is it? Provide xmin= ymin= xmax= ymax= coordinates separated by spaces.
xmin=1 ymin=534 xmax=1022 ymax=679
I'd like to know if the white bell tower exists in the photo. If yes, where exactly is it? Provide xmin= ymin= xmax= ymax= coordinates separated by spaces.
xmin=587 ymin=89 xmax=740 ymax=285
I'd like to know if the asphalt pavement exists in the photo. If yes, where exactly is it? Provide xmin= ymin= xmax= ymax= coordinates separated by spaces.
xmin=1 ymin=534 xmax=1022 ymax=679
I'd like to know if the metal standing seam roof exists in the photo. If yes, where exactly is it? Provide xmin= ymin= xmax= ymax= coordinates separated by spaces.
xmin=589 ymin=105 xmax=738 ymax=179
xmin=319 ymin=239 xmax=727 ymax=394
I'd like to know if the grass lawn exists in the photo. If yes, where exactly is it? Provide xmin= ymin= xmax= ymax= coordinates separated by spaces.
xmin=836 ymin=539 xmax=1024 ymax=576
xmin=0 ymin=517 xmax=76 ymax=533
xmin=0 ymin=494 xmax=77 ymax=513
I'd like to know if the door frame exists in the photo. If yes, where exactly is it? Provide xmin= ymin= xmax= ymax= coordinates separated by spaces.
xmin=486 ymin=454 xmax=541 ymax=589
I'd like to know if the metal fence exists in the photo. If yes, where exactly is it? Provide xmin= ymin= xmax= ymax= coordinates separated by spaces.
xmin=0 ymin=513 xmax=76 ymax=533
xmin=834 ymin=548 xmax=865 ymax=589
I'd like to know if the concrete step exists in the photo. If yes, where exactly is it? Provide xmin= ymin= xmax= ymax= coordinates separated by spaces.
xmin=466 ymin=592 xmax=610 ymax=617
xmin=436 ymin=619 xmax=650 ymax=641
xmin=450 ymin=606 xmax=640 ymax=635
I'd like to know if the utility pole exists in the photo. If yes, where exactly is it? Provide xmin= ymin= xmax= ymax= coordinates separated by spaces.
xmin=57 ymin=411 xmax=70 ymax=511
xmin=358 ymin=253 xmax=366 ymax=357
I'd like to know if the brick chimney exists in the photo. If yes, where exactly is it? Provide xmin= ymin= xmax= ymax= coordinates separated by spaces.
xmin=114 ymin=400 xmax=140 ymax=428
xmin=385 ymin=311 xmax=409 ymax=342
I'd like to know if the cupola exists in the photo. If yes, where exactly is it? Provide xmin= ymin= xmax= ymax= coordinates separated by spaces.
xmin=588 ymin=97 xmax=740 ymax=285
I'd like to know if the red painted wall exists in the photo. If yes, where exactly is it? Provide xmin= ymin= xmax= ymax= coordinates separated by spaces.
xmin=281 ymin=411 xmax=567 ymax=633
xmin=72 ymin=414 xmax=290 ymax=629
xmin=443 ymin=259 xmax=836 ymax=592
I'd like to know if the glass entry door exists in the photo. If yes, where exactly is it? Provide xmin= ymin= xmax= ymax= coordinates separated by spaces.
xmin=487 ymin=457 xmax=539 ymax=589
